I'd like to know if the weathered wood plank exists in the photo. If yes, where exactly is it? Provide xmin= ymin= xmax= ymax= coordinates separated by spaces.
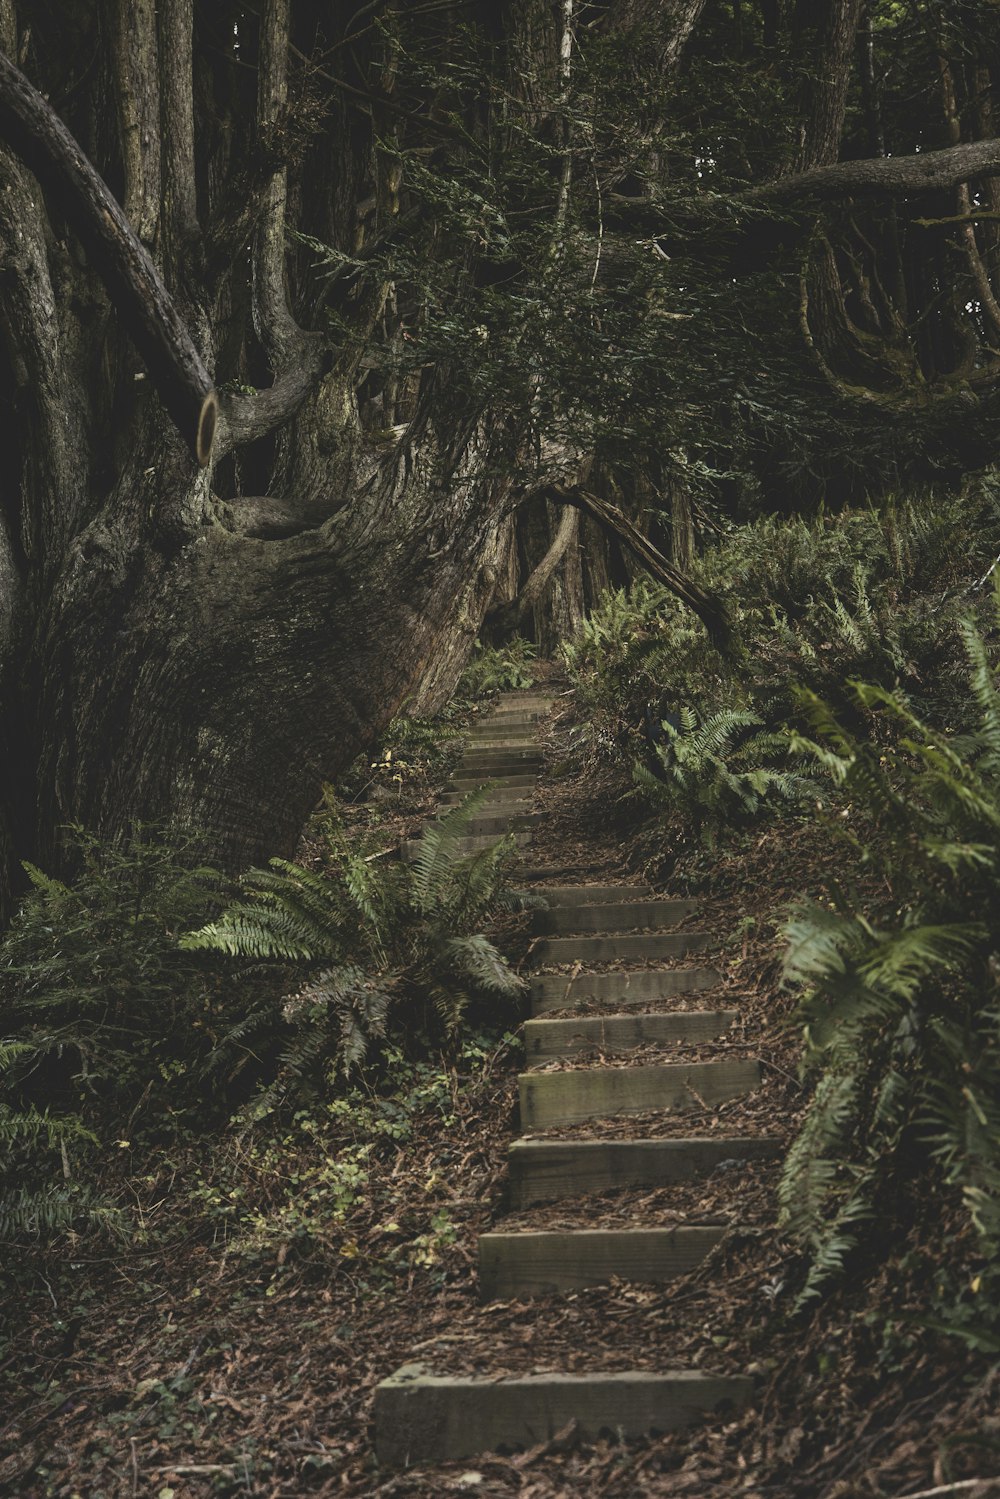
xmin=519 ymin=1060 xmax=761 ymax=1128
xmin=449 ymin=773 xmax=539 ymax=792
xmin=507 ymin=1136 xmax=782 ymax=1206
xmin=533 ymin=899 xmax=696 ymax=934
xmin=523 ymin=1010 xmax=737 ymax=1061
xmin=533 ymin=884 xmax=653 ymax=906
xmin=530 ymin=967 xmax=721 ymax=1012
xmin=532 ymin=931 xmax=711 ymax=964
xmin=374 ymin=1365 xmax=753 ymax=1465
xmin=479 ymin=1226 xmax=724 ymax=1298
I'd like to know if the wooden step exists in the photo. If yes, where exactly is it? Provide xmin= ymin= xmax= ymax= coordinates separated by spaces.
xmin=467 ymin=732 xmax=540 ymax=748
xmin=494 ymin=693 xmax=555 ymax=704
xmin=520 ymin=1059 xmax=761 ymax=1129
xmin=402 ymin=831 xmax=533 ymax=860
xmin=530 ymin=967 xmax=722 ymax=1013
xmin=535 ymin=884 xmax=653 ymax=905
xmin=491 ymin=695 xmax=554 ymax=707
xmin=481 ymin=710 xmax=550 ymax=723
xmin=374 ymin=1365 xmax=753 ymax=1465
xmin=449 ymin=772 xmax=538 ymax=793
xmin=479 ymin=1225 xmax=724 ymax=1300
xmin=532 ymin=931 xmax=711 ymax=965
xmin=440 ymin=788 xmax=533 ymax=806
xmin=461 ymin=742 xmax=542 ymax=756
xmin=459 ymin=754 xmax=544 ymax=773
xmin=523 ymin=1009 xmax=737 ymax=1062
xmin=507 ymin=1136 xmax=782 ymax=1207
xmin=533 ymin=899 xmax=696 ymax=935
xmin=467 ymin=722 xmax=542 ymax=740
xmin=431 ymin=811 xmax=541 ymax=837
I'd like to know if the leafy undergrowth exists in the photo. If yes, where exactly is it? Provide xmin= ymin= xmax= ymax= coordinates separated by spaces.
xmin=3 ymin=699 xmax=1000 ymax=1496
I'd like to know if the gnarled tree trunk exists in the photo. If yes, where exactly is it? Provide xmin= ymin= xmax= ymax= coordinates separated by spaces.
xmin=0 ymin=0 xmax=713 ymax=918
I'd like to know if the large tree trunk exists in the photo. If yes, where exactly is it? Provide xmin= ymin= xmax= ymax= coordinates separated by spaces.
xmin=31 ymin=408 xmax=516 ymax=874
xmin=0 ymin=0 xmax=723 ymax=918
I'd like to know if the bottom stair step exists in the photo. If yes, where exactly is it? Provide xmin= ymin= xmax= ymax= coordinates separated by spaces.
xmin=374 ymin=1364 xmax=753 ymax=1465
xmin=478 ymin=1225 xmax=724 ymax=1299
xmin=508 ymin=1135 xmax=782 ymax=1207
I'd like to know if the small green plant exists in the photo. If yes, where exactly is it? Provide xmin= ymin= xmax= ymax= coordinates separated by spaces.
xmin=0 ymin=1040 xmax=109 ymax=1239
xmin=1 ymin=826 xmax=228 ymax=1111
xmin=458 ymin=636 xmax=537 ymax=698
xmin=0 ymin=827 xmax=231 ymax=1237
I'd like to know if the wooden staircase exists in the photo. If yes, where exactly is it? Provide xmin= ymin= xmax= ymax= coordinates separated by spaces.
xmin=374 ymin=689 xmax=778 ymax=1467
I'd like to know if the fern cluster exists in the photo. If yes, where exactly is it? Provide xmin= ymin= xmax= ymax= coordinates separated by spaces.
xmin=0 ymin=828 xmax=229 ymax=1238
xmin=457 ymin=636 xmax=538 ymax=698
xmin=778 ymin=584 xmax=1000 ymax=1305
xmin=184 ymin=791 xmax=525 ymax=1104
xmin=560 ymin=490 xmax=996 ymax=844
xmin=633 ymin=704 xmax=815 ymax=848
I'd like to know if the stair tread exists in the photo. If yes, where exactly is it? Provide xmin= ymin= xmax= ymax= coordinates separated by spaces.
xmin=478 ymin=1225 xmax=725 ymax=1299
xmin=374 ymin=1365 xmax=753 ymax=1464
xmin=532 ymin=932 xmax=712 ymax=964
xmin=533 ymin=899 xmax=697 ymax=934
xmin=507 ymin=1135 xmax=781 ymax=1206
xmin=531 ymin=968 xmax=722 ymax=1011
xmin=523 ymin=1010 xmax=737 ymax=1059
xmin=519 ymin=1058 xmax=762 ymax=1128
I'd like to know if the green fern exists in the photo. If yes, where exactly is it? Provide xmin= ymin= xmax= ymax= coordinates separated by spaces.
xmin=780 ymin=584 xmax=1000 ymax=1304
xmin=187 ymin=790 xmax=525 ymax=1086
xmin=458 ymin=637 xmax=537 ymax=698
xmin=634 ymin=705 xmax=813 ymax=846
xmin=0 ymin=1051 xmax=111 ymax=1241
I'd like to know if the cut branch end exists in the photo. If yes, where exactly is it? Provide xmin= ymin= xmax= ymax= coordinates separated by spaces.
xmin=196 ymin=391 xmax=218 ymax=467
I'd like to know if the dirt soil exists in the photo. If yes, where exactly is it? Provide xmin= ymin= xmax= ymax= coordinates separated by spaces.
xmin=2 ymin=695 xmax=999 ymax=1497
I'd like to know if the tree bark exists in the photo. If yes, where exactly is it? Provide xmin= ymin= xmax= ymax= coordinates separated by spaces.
xmin=112 ymin=0 xmax=160 ymax=244
xmin=488 ymin=504 xmax=579 ymax=638
xmin=742 ymin=136 xmax=1000 ymax=207
xmin=791 ymin=0 xmax=864 ymax=172
xmin=0 ymin=47 xmax=217 ymax=464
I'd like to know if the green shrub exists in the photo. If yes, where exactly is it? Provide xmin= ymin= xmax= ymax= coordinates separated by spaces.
xmin=1 ymin=826 xmax=228 ymax=1113
xmin=0 ymin=829 xmax=228 ymax=1238
xmin=184 ymin=791 xmax=526 ymax=1109
xmin=633 ymin=704 xmax=815 ymax=848
xmin=458 ymin=636 xmax=537 ymax=697
xmin=778 ymin=588 xmax=1000 ymax=1307
xmin=560 ymin=494 xmax=987 ymax=843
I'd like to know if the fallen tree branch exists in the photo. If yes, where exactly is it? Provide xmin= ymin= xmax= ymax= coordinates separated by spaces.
xmin=547 ymin=483 xmax=732 ymax=651
xmin=0 ymin=46 xmax=217 ymax=465
xmin=742 ymin=135 xmax=1000 ymax=208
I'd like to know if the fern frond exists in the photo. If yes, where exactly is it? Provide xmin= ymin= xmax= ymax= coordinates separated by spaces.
xmin=181 ymin=900 xmax=337 ymax=960
xmin=442 ymin=935 xmax=525 ymax=998
xmin=409 ymin=788 xmax=495 ymax=915
xmin=0 ymin=1182 xmax=121 ymax=1240
xmin=778 ymin=1070 xmax=860 ymax=1246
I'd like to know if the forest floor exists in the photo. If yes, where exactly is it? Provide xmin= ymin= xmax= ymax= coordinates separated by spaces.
xmin=2 ymin=692 xmax=999 ymax=1497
